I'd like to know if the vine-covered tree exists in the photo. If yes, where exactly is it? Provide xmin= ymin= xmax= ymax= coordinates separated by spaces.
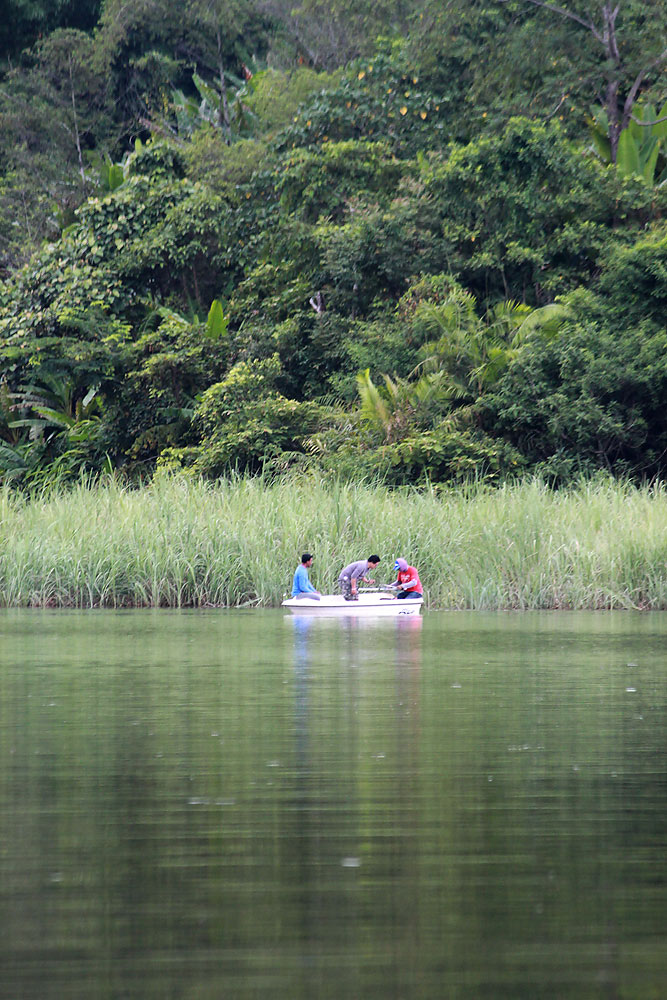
xmin=510 ymin=0 xmax=667 ymax=161
xmin=413 ymin=0 xmax=666 ymax=151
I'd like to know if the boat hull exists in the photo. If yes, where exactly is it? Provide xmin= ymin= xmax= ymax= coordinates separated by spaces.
xmin=282 ymin=593 xmax=423 ymax=616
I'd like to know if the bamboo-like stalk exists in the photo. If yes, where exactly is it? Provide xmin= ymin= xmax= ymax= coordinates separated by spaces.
xmin=1 ymin=474 xmax=666 ymax=609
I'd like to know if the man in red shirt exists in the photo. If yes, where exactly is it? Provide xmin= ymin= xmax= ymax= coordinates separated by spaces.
xmin=391 ymin=558 xmax=422 ymax=599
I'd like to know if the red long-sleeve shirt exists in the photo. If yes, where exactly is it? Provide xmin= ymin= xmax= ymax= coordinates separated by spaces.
xmin=394 ymin=566 xmax=422 ymax=594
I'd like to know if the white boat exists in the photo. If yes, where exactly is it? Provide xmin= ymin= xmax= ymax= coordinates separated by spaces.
xmin=281 ymin=592 xmax=423 ymax=616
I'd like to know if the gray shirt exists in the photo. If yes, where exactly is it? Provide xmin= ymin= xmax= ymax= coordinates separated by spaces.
xmin=338 ymin=560 xmax=371 ymax=583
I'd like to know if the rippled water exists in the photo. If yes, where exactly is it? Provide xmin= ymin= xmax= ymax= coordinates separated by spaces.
xmin=0 ymin=609 xmax=665 ymax=999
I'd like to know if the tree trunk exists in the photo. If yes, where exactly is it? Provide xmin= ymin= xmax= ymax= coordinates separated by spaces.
xmin=216 ymin=28 xmax=232 ymax=144
xmin=605 ymin=78 xmax=621 ymax=163
xmin=518 ymin=1 xmax=666 ymax=165
xmin=67 ymin=52 xmax=86 ymax=187
xmin=191 ymin=264 xmax=201 ymax=309
xmin=601 ymin=4 xmax=621 ymax=162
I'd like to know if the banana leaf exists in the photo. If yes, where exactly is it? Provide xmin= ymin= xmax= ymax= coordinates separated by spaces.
xmin=628 ymin=105 xmax=648 ymax=140
xmin=206 ymin=299 xmax=228 ymax=340
xmin=639 ymin=136 xmax=660 ymax=184
xmin=617 ymin=129 xmax=640 ymax=177
xmin=193 ymin=73 xmax=221 ymax=110
xmin=654 ymin=100 xmax=667 ymax=142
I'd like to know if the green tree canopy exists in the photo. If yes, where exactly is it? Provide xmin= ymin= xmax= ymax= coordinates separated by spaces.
xmin=412 ymin=0 xmax=667 ymax=154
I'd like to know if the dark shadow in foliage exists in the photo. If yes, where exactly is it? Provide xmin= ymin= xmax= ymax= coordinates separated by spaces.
xmin=482 ymin=227 xmax=667 ymax=482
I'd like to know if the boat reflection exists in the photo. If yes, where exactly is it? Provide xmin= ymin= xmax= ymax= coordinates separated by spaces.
xmin=285 ymin=611 xmax=424 ymax=992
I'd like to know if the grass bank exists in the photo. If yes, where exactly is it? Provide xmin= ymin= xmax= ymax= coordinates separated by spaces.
xmin=1 ymin=475 xmax=666 ymax=609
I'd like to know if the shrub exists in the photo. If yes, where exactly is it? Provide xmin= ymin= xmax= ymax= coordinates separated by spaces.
xmin=417 ymin=118 xmax=662 ymax=304
xmin=277 ymin=44 xmax=448 ymax=157
xmin=483 ymin=317 xmax=667 ymax=481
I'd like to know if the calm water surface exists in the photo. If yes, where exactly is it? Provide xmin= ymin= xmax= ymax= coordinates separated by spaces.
xmin=0 ymin=609 xmax=665 ymax=999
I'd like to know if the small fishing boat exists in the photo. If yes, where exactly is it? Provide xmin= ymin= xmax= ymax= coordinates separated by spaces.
xmin=281 ymin=592 xmax=423 ymax=616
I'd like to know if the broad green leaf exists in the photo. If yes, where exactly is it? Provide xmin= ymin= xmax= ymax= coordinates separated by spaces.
xmin=108 ymin=164 xmax=124 ymax=191
xmin=82 ymin=386 xmax=99 ymax=409
xmin=206 ymin=299 xmax=228 ymax=340
xmin=654 ymin=100 xmax=667 ymax=141
xmin=193 ymin=73 xmax=221 ymax=111
xmin=640 ymin=136 xmax=660 ymax=184
xmin=32 ymin=406 xmax=75 ymax=428
xmin=628 ymin=106 xmax=645 ymax=139
xmin=644 ymin=103 xmax=657 ymax=125
xmin=616 ymin=129 xmax=641 ymax=178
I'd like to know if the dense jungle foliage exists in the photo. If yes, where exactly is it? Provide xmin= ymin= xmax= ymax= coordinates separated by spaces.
xmin=1 ymin=0 xmax=666 ymax=489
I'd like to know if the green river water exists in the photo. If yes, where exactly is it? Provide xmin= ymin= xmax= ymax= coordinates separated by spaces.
xmin=0 ymin=609 xmax=665 ymax=999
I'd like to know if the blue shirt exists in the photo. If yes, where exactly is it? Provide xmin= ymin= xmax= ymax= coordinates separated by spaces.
xmin=292 ymin=564 xmax=317 ymax=596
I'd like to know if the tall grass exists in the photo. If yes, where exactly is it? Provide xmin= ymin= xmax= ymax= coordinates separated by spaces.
xmin=1 ymin=474 xmax=667 ymax=609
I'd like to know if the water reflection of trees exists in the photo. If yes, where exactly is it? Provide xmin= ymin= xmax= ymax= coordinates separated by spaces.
xmin=2 ymin=612 xmax=666 ymax=998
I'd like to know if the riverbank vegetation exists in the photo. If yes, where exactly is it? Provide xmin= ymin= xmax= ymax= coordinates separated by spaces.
xmin=1 ymin=3 xmax=666 ymax=607
xmin=1 ymin=475 xmax=666 ymax=609
xmin=1 ymin=1 xmax=666 ymax=491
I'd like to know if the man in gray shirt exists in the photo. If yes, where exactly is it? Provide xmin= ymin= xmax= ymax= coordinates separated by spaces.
xmin=338 ymin=555 xmax=381 ymax=601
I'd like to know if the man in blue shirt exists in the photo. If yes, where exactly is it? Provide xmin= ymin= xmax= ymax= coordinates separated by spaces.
xmin=292 ymin=553 xmax=321 ymax=600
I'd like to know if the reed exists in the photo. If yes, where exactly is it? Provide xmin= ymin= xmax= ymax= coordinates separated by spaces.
xmin=1 ymin=474 xmax=667 ymax=609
